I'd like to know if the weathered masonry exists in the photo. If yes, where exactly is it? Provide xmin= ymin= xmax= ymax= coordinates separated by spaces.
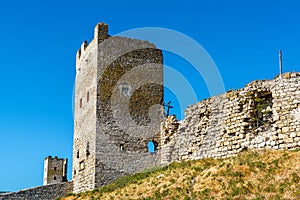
xmin=161 ymin=72 xmax=300 ymax=164
xmin=73 ymin=23 xmax=300 ymax=194
xmin=73 ymin=23 xmax=164 ymax=193
xmin=43 ymin=156 xmax=68 ymax=185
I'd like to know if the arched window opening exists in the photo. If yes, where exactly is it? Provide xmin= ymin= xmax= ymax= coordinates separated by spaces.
xmin=54 ymin=176 xmax=57 ymax=180
xmin=148 ymin=141 xmax=157 ymax=153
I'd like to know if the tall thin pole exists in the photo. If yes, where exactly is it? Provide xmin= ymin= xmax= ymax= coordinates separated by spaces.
xmin=164 ymin=101 xmax=174 ymax=117
xmin=279 ymin=50 xmax=283 ymax=76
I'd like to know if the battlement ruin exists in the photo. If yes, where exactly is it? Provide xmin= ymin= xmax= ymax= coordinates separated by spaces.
xmin=43 ymin=156 xmax=68 ymax=185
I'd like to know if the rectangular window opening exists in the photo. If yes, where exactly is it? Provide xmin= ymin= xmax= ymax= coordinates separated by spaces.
xmin=79 ymin=160 xmax=85 ymax=171
xmin=120 ymin=144 xmax=124 ymax=152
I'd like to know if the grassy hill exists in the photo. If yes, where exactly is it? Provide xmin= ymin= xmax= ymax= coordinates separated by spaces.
xmin=61 ymin=150 xmax=300 ymax=200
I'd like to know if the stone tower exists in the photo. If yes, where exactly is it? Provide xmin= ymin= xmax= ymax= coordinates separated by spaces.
xmin=73 ymin=23 xmax=164 ymax=193
xmin=43 ymin=156 xmax=67 ymax=185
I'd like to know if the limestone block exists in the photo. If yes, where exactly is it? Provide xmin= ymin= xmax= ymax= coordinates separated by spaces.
xmin=278 ymin=139 xmax=284 ymax=144
xmin=279 ymin=144 xmax=287 ymax=149
xmin=277 ymin=124 xmax=284 ymax=129
xmin=270 ymin=141 xmax=277 ymax=146
xmin=257 ymin=142 xmax=266 ymax=148
xmin=290 ymin=132 xmax=296 ymax=138
xmin=283 ymin=138 xmax=293 ymax=143
xmin=287 ymin=143 xmax=295 ymax=148
xmin=241 ymin=141 xmax=250 ymax=147
xmin=278 ymin=134 xmax=288 ymax=139
xmin=273 ymin=145 xmax=279 ymax=150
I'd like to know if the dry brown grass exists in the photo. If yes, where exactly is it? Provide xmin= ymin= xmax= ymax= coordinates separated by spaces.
xmin=61 ymin=149 xmax=300 ymax=200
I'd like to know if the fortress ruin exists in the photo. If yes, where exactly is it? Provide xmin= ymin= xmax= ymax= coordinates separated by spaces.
xmin=1 ymin=23 xmax=300 ymax=200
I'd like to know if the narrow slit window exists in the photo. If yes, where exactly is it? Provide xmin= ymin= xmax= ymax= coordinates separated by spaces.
xmin=86 ymin=142 xmax=90 ymax=156
xmin=87 ymin=92 xmax=90 ymax=102
xmin=120 ymin=144 xmax=124 ymax=152
xmin=80 ymin=98 xmax=82 ymax=108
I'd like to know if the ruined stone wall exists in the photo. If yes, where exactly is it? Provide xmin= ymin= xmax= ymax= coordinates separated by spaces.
xmin=0 ymin=182 xmax=73 ymax=200
xmin=161 ymin=72 xmax=300 ymax=163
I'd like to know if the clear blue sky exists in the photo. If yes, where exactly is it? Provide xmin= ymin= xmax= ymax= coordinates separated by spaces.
xmin=0 ymin=0 xmax=300 ymax=192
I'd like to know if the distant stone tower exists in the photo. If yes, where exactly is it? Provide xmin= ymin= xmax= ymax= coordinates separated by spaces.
xmin=72 ymin=23 xmax=164 ymax=193
xmin=43 ymin=156 xmax=67 ymax=185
